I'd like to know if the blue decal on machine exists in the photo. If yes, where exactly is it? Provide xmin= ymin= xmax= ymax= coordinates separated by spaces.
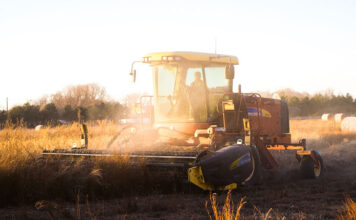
xmin=247 ymin=107 xmax=272 ymax=118
xmin=237 ymin=153 xmax=251 ymax=167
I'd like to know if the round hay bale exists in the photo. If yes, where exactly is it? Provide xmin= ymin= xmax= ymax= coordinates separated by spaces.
xmin=35 ymin=125 xmax=43 ymax=131
xmin=334 ymin=113 xmax=345 ymax=123
xmin=341 ymin=117 xmax=356 ymax=132
xmin=321 ymin=113 xmax=330 ymax=121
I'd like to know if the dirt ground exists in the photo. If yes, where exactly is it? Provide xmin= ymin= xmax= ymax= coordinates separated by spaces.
xmin=1 ymin=122 xmax=356 ymax=219
xmin=1 ymin=169 xmax=355 ymax=220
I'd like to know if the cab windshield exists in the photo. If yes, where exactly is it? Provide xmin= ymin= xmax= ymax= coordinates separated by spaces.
xmin=153 ymin=63 xmax=230 ymax=123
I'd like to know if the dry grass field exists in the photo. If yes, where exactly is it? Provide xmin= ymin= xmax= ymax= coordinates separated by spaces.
xmin=0 ymin=119 xmax=355 ymax=219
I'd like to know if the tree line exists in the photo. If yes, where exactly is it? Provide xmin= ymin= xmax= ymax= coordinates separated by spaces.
xmin=278 ymin=90 xmax=356 ymax=116
xmin=1 ymin=84 xmax=127 ymax=127
xmin=2 ymin=85 xmax=355 ymax=127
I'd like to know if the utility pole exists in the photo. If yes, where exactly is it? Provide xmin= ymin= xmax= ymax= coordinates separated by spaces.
xmin=6 ymin=97 xmax=9 ymax=122
xmin=214 ymin=37 xmax=217 ymax=54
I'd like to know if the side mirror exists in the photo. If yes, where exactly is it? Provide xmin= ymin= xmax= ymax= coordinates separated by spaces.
xmin=130 ymin=69 xmax=136 ymax=83
xmin=225 ymin=64 xmax=235 ymax=79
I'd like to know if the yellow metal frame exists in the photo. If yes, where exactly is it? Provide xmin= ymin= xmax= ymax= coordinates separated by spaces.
xmin=267 ymin=144 xmax=312 ymax=156
xmin=188 ymin=166 xmax=214 ymax=191
xmin=243 ymin=118 xmax=250 ymax=131
xmin=188 ymin=166 xmax=237 ymax=191
xmin=243 ymin=118 xmax=251 ymax=145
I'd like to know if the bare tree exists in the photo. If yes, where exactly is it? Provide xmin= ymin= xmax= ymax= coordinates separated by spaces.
xmin=51 ymin=84 xmax=107 ymax=111
xmin=34 ymin=95 xmax=50 ymax=108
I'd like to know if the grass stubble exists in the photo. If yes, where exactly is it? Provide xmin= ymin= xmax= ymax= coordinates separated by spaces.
xmin=0 ymin=119 xmax=355 ymax=219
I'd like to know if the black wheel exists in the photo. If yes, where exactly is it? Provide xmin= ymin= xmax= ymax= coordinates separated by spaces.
xmin=243 ymin=145 xmax=261 ymax=185
xmin=300 ymin=151 xmax=323 ymax=179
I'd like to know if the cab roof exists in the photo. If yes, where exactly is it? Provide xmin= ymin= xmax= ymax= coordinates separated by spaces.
xmin=144 ymin=51 xmax=239 ymax=65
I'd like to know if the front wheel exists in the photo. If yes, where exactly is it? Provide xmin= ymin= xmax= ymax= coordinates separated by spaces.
xmin=300 ymin=151 xmax=324 ymax=179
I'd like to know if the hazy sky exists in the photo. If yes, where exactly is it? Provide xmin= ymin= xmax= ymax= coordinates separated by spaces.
xmin=1 ymin=0 xmax=356 ymax=109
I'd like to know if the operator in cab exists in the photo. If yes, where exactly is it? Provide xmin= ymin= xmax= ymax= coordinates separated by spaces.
xmin=189 ymin=71 xmax=206 ymax=122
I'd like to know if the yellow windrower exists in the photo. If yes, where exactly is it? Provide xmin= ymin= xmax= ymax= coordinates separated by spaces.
xmin=43 ymin=51 xmax=325 ymax=192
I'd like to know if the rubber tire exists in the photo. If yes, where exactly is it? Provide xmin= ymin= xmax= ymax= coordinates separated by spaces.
xmin=244 ymin=145 xmax=262 ymax=185
xmin=300 ymin=152 xmax=324 ymax=179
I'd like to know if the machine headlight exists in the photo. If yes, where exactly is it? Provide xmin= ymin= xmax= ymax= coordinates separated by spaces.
xmin=143 ymin=57 xmax=151 ymax=63
xmin=161 ymin=56 xmax=182 ymax=61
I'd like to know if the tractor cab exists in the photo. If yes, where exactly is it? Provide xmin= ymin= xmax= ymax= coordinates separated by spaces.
xmin=131 ymin=52 xmax=239 ymax=135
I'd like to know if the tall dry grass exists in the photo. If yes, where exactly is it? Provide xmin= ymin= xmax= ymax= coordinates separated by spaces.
xmin=0 ymin=121 xmax=184 ymax=206
xmin=0 ymin=121 xmax=120 ymax=168
xmin=206 ymin=191 xmax=293 ymax=220
xmin=338 ymin=196 xmax=356 ymax=220
xmin=208 ymin=192 xmax=356 ymax=220
xmin=290 ymin=119 xmax=338 ymax=140
xmin=1 ymin=119 xmax=349 ymax=170
xmin=206 ymin=191 xmax=247 ymax=220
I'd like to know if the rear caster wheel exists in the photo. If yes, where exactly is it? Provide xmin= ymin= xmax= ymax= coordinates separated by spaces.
xmin=300 ymin=151 xmax=324 ymax=179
